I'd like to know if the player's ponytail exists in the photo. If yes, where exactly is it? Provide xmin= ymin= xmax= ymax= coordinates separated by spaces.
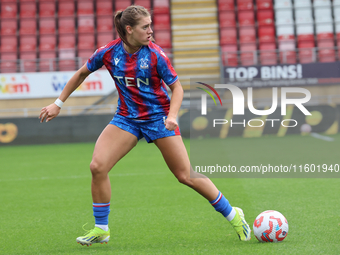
xmin=114 ymin=5 xmax=152 ymax=49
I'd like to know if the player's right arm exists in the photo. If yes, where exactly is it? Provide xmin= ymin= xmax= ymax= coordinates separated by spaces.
xmin=39 ymin=64 xmax=92 ymax=123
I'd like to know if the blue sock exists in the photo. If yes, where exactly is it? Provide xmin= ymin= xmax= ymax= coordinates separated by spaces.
xmin=93 ymin=202 xmax=110 ymax=225
xmin=209 ymin=191 xmax=233 ymax=217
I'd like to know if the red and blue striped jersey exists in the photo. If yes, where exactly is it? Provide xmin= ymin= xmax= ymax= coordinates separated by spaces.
xmin=87 ymin=38 xmax=178 ymax=120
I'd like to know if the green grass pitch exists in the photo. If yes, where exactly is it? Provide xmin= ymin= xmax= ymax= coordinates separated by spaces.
xmin=1 ymin=135 xmax=340 ymax=254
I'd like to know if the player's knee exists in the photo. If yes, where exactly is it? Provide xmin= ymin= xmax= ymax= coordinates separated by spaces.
xmin=90 ymin=160 xmax=105 ymax=176
xmin=176 ymin=174 xmax=194 ymax=187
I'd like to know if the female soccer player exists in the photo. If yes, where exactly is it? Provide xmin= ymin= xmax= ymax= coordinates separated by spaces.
xmin=39 ymin=5 xmax=250 ymax=246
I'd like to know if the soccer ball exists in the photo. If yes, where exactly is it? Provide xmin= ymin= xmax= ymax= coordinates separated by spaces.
xmin=253 ymin=210 xmax=288 ymax=242
xmin=300 ymin=123 xmax=312 ymax=133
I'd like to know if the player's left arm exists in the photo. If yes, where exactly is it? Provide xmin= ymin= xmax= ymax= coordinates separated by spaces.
xmin=165 ymin=79 xmax=183 ymax=131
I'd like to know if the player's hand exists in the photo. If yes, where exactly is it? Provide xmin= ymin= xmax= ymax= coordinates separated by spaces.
xmin=39 ymin=103 xmax=61 ymax=123
xmin=164 ymin=116 xmax=178 ymax=131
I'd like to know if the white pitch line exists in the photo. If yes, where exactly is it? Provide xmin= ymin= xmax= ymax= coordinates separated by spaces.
xmin=310 ymin=132 xmax=335 ymax=142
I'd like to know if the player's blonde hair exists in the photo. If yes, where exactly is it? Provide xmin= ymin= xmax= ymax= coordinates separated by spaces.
xmin=114 ymin=5 xmax=153 ymax=49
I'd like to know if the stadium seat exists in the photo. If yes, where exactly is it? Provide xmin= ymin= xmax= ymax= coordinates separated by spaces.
xmin=296 ymin=24 xmax=315 ymax=43
xmin=334 ymin=7 xmax=340 ymax=23
xmin=39 ymin=2 xmax=56 ymax=17
xmin=334 ymin=0 xmax=340 ymax=6
xmin=77 ymin=1 xmax=94 ymax=16
xmin=218 ymin=0 xmax=235 ymax=11
xmin=154 ymin=30 xmax=172 ymax=49
xmin=316 ymin=23 xmax=334 ymax=41
xmin=240 ymin=43 xmax=257 ymax=66
xmin=153 ymin=14 xmax=171 ymax=30
xmin=19 ymin=35 xmax=36 ymax=52
xmin=221 ymin=44 xmax=238 ymax=66
xmin=275 ymin=9 xmax=293 ymax=25
xmin=97 ymin=33 xmax=114 ymax=47
xmin=39 ymin=51 xmax=57 ymax=72
xmin=19 ymin=19 xmax=37 ymax=35
xmin=39 ymin=18 xmax=56 ymax=35
xmin=258 ymin=26 xmax=275 ymax=43
xmin=279 ymin=41 xmax=296 ymax=63
xmin=115 ymin=0 xmax=132 ymax=11
xmin=58 ymin=2 xmax=75 ymax=17
xmin=58 ymin=34 xmax=75 ymax=49
xmin=314 ymin=8 xmax=333 ymax=24
xmin=39 ymin=35 xmax=56 ymax=52
xmin=295 ymin=0 xmax=312 ymax=8
xmin=274 ymin=0 xmax=292 ymax=9
xmin=78 ymin=34 xmax=95 ymax=50
xmin=20 ymin=52 xmax=37 ymax=72
xmin=256 ymin=0 xmax=273 ymax=10
xmin=219 ymin=11 xmax=236 ymax=28
xmin=276 ymin=25 xmax=295 ymax=42
xmin=220 ymin=27 xmax=237 ymax=45
xmin=20 ymin=2 xmax=36 ymax=18
xmin=78 ymin=50 xmax=94 ymax=65
xmin=134 ymin=0 xmax=151 ymax=10
xmin=1 ymin=3 xmax=17 ymax=18
xmin=259 ymin=43 xmax=277 ymax=65
xmin=298 ymin=41 xmax=315 ymax=63
xmin=257 ymin=10 xmax=274 ymax=27
xmin=336 ymin=23 xmax=340 ymax=40
xmin=96 ymin=16 xmax=114 ymax=33
xmin=318 ymin=43 xmax=336 ymax=63
xmin=153 ymin=0 xmax=170 ymax=14
xmin=0 ymin=36 xmax=17 ymax=53
xmin=295 ymin=8 xmax=313 ymax=25
xmin=0 ymin=53 xmax=17 ymax=73
xmin=239 ymin=27 xmax=256 ymax=44
xmin=77 ymin=16 xmax=94 ymax=33
xmin=237 ymin=0 xmax=254 ymax=11
xmin=0 ymin=19 xmax=17 ymax=35
xmin=313 ymin=0 xmax=331 ymax=8
xmin=58 ymin=17 xmax=75 ymax=34
xmin=58 ymin=49 xmax=76 ymax=71
xmin=96 ymin=0 xmax=113 ymax=15
xmin=238 ymin=10 xmax=255 ymax=27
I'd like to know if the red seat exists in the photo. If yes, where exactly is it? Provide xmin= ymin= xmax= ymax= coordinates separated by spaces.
xmin=58 ymin=2 xmax=75 ymax=17
xmin=318 ymin=40 xmax=335 ymax=62
xmin=78 ymin=50 xmax=94 ymax=65
xmin=20 ymin=35 xmax=36 ymax=52
xmin=238 ymin=11 xmax=255 ymax=27
xmin=154 ymin=30 xmax=172 ymax=49
xmin=256 ymin=0 xmax=273 ymax=10
xmin=20 ymin=2 xmax=36 ymax=18
xmin=258 ymin=26 xmax=275 ymax=43
xmin=257 ymin=10 xmax=274 ymax=27
xmin=134 ymin=0 xmax=151 ymax=10
xmin=279 ymin=41 xmax=297 ymax=64
xmin=221 ymin=44 xmax=238 ymax=66
xmin=58 ymin=49 xmax=76 ymax=71
xmin=39 ymin=51 xmax=57 ymax=72
xmin=239 ymin=27 xmax=256 ymax=44
xmin=298 ymin=41 xmax=315 ymax=63
xmin=19 ymin=0 xmax=36 ymax=2
xmin=237 ymin=0 xmax=254 ymax=10
xmin=97 ymin=16 xmax=114 ymax=33
xmin=96 ymin=0 xmax=113 ymax=15
xmin=219 ymin=11 xmax=236 ymax=28
xmin=240 ymin=43 xmax=257 ymax=66
xmin=153 ymin=0 xmax=170 ymax=14
xmin=1 ymin=19 xmax=17 ymax=35
xmin=58 ymin=17 xmax=75 ymax=34
xmin=1 ymin=3 xmax=17 ymax=18
xmin=0 ymin=53 xmax=17 ymax=73
xmin=77 ymin=1 xmax=94 ymax=16
xmin=153 ymin=14 xmax=171 ymax=30
xmin=220 ymin=27 xmax=237 ymax=45
xmin=78 ymin=34 xmax=95 ymax=50
xmin=97 ymin=33 xmax=114 ymax=47
xmin=58 ymin=34 xmax=75 ymax=49
xmin=20 ymin=52 xmax=37 ymax=72
xmin=39 ymin=18 xmax=56 ymax=35
xmin=115 ymin=0 xmax=132 ymax=11
xmin=78 ymin=16 xmax=94 ymax=33
xmin=259 ymin=43 xmax=277 ymax=65
xmin=0 ymin=36 xmax=17 ymax=53
xmin=218 ymin=0 xmax=235 ymax=11
xmin=39 ymin=2 xmax=56 ymax=17
xmin=317 ymin=32 xmax=334 ymax=41
xmin=39 ymin=35 xmax=56 ymax=52
xmin=19 ymin=19 xmax=36 ymax=35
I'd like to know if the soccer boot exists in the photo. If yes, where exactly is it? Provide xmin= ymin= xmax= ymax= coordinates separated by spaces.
xmin=76 ymin=227 xmax=110 ymax=246
xmin=230 ymin=207 xmax=251 ymax=241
